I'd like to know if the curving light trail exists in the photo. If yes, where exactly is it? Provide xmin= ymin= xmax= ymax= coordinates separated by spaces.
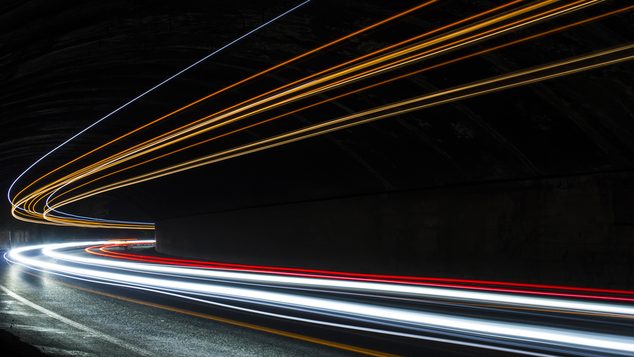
xmin=6 ymin=241 xmax=634 ymax=356
xmin=34 ymin=3 xmax=634 ymax=229
xmin=86 ymin=242 xmax=634 ymax=304
xmin=6 ymin=3 xmax=634 ymax=354
xmin=12 ymin=0 xmax=634 ymax=229
xmin=41 ymin=42 xmax=634 ymax=227
xmin=7 ymin=0 xmax=312 ymax=225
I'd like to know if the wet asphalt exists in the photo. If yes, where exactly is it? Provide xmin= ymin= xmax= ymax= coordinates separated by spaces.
xmin=0 ymin=254 xmax=525 ymax=357
xmin=0 ymin=260 xmax=361 ymax=356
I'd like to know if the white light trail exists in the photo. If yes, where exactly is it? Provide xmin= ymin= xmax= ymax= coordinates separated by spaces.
xmin=4 ymin=252 xmax=551 ymax=357
xmin=41 ymin=241 xmax=634 ymax=318
xmin=7 ymin=241 xmax=634 ymax=356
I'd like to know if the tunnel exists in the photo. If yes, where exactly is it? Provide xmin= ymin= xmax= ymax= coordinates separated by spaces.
xmin=3 ymin=0 xmax=634 ymax=286
xmin=3 ymin=2 xmax=634 ymax=354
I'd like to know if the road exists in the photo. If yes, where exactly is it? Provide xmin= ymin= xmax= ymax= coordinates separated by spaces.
xmin=2 ymin=241 xmax=634 ymax=356
xmin=0 ymin=265 xmax=369 ymax=356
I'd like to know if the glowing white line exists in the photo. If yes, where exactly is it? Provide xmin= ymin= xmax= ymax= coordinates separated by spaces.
xmin=6 ymin=257 xmax=552 ymax=357
xmin=42 ymin=240 xmax=634 ymax=317
xmin=0 ymin=284 xmax=152 ymax=356
xmin=8 ymin=0 xmax=311 ymax=223
xmin=7 ymin=242 xmax=634 ymax=355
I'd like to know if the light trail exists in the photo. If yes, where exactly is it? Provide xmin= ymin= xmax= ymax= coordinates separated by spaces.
xmin=43 ymin=43 xmax=634 ymax=225
xmin=15 ymin=0 xmax=633 ymax=229
xmin=9 ymin=0 xmax=438 ymax=226
xmin=7 ymin=256 xmax=552 ymax=357
xmin=6 ymin=0 xmax=312 ymax=223
xmin=7 ymin=3 xmax=633 ymax=354
xmin=41 ymin=242 xmax=634 ymax=317
xmin=85 ymin=242 xmax=634 ymax=304
xmin=6 ymin=241 xmax=634 ymax=356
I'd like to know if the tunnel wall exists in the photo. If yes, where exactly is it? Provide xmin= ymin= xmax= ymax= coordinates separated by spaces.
xmin=156 ymin=172 xmax=634 ymax=288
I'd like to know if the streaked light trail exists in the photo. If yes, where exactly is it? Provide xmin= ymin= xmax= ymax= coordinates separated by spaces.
xmin=10 ymin=0 xmax=634 ymax=229
xmin=6 ymin=241 xmax=634 ymax=356
xmin=7 ymin=3 xmax=634 ymax=355
xmin=41 ymin=43 xmax=634 ymax=227
xmin=86 ymin=242 xmax=634 ymax=304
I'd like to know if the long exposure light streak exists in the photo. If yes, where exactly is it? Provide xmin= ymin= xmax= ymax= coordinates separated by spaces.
xmin=7 ymin=3 xmax=634 ymax=355
xmin=39 ymin=3 xmax=634 ymax=217
xmin=42 ymin=43 xmax=634 ymax=226
xmin=11 ymin=0 xmax=543 ymax=221
xmin=85 ymin=242 xmax=634 ymax=305
xmin=5 ymin=253 xmax=552 ymax=357
xmin=42 ymin=242 xmax=634 ymax=316
xmin=15 ymin=0 xmax=634 ymax=229
xmin=7 ymin=241 xmax=634 ymax=356
xmin=14 ymin=0 xmax=517 ymax=217
xmin=42 ymin=4 xmax=634 ymax=222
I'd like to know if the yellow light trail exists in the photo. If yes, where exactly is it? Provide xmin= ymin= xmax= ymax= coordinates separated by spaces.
xmin=13 ymin=0 xmax=570 ymax=210
xmin=44 ymin=44 xmax=634 ymax=227
xmin=10 ymin=0 xmax=440 ymax=211
xmin=10 ymin=0 xmax=608 ymax=227
xmin=44 ymin=4 xmax=634 ymax=219
xmin=12 ymin=0 xmax=633 ymax=229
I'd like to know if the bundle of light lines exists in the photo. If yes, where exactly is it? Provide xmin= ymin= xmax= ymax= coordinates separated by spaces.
xmin=5 ymin=240 xmax=634 ymax=356
xmin=9 ymin=0 xmax=634 ymax=229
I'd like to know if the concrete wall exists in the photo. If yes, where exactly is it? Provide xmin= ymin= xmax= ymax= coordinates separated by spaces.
xmin=0 ymin=230 xmax=29 ymax=250
xmin=156 ymin=172 xmax=634 ymax=288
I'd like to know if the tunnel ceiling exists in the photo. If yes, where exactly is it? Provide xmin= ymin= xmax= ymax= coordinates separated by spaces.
xmin=2 ymin=0 xmax=634 ymax=223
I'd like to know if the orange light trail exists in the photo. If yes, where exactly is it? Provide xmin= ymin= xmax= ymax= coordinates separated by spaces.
xmin=10 ymin=0 xmax=634 ymax=229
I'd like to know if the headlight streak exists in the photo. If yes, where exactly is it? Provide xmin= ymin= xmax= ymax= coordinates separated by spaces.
xmin=78 ymin=245 xmax=634 ymax=322
xmin=84 ymin=243 xmax=634 ymax=306
xmin=7 ymin=241 xmax=634 ymax=356
xmin=4 ymin=254 xmax=556 ymax=357
xmin=85 ymin=245 xmax=634 ymax=322
xmin=92 ymin=241 xmax=634 ymax=295
xmin=9 ymin=0 xmax=440 ymax=227
xmin=78 ymin=248 xmax=634 ymax=319
xmin=40 ymin=241 xmax=634 ymax=318
xmin=15 ymin=0 xmax=634 ymax=229
xmin=11 ymin=1 xmax=438 ymax=223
